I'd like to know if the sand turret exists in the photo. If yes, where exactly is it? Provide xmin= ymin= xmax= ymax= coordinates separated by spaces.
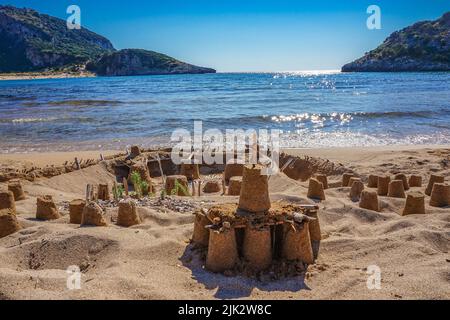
xmin=359 ymin=190 xmax=380 ymax=212
xmin=387 ymin=180 xmax=406 ymax=198
xmin=8 ymin=180 xmax=26 ymax=201
xmin=377 ymin=176 xmax=391 ymax=196
xmin=36 ymin=195 xmax=60 ymax=220
xmin=307 ymin=178 xmax=326 ymax=201
xmin=425 ymin=175 xmax=445 ymax=196
xmin=238 ymin=164 xmax=271 ymax=213
xmin=69 ymin=199 xmax=86 ymax=224
xmin=402 ymin=192 xmax=425 ymax=216
xmin=429 ymin=183 xmax=450 ymax=207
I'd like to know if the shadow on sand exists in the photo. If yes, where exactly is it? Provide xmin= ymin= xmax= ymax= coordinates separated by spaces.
xmin=180 ymin=244 xmax=310 ymax=299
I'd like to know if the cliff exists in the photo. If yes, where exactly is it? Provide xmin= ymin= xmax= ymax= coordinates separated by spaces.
xmin=0 ymin=5 xmax=114 ymax=72
xmin=342 ymin=12 xmax=450 ymax=72
xmin=86 ymin=49 xmax=216 ymax=76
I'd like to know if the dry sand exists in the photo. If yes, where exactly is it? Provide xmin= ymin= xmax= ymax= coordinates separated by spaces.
xmin=0 ymin=145 xmax=449 ymax=300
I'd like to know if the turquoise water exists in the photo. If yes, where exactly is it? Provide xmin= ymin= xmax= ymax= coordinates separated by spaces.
xmin=0 ymin=71 xmax=449 ymax=152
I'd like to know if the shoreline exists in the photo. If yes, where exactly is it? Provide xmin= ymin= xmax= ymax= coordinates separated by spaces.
xmin=0 ymin=71 xmax=96 ymax=81
xmin=1 ymin=144 xmax=449 ymax=167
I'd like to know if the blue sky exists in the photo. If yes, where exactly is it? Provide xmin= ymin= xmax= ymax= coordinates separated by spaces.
xmin=2 ymin=1 xmax=449 ymax=71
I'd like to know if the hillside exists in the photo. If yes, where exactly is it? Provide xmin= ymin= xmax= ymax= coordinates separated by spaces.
xmin=86 ymin=49 xmax=216 ymax=76
xmin=342 ymin=12 xmax=450 ymax=72
xmin=0 ymin=6 xmax=115 ymax=72
xmin=0 ymin=6 xmax=215 ymax=76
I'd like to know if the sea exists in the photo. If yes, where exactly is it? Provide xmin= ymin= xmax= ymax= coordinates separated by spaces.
xmin=0 ymin=71 xmax=449 ymax=153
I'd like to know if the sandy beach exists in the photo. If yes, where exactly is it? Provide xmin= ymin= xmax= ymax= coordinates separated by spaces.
xmin=0 ymin=145 xmax=448 ymax=300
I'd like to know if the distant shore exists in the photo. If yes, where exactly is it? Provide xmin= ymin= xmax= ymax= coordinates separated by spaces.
xmin=0 ymin=70 xmax=95 ymax=81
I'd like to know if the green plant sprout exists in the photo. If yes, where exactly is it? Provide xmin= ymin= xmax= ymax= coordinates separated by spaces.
xmin=112 ymin=183 xmax=124 ymax=200
xmin=170 ymin=179 xmax=190 ymax=196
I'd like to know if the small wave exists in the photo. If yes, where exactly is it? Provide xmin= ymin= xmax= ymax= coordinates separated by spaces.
xmin=21 ymin=99 xmax=158 ymax=107
xmin=8 ymin=117 xmax=58 ymax=123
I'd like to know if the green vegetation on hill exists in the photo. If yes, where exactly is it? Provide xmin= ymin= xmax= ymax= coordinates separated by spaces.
xmin=0 ymin=5 xmax=114 ymax=72
xmin=342 ymin=12 xmax=450 ymax=72
xmin=86 ymin=49 xmax=216 ymax=76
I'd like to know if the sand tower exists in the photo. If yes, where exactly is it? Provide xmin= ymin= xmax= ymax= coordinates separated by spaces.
xmin=402 ymin=192 xmax=426 ymax=216
xmin=429 ymin=183 xmax=450 ymax=207
xmin=394 ymin=174 xmax=410 ymax=191
xmin=367 ymin=175 xmax=379 ymax=188
xmin=350 ymin=180 xmax=365 ymax=202
xmin=307 ymin=178 xmax=326 ymax=201
xmin=359 ymin=190 xmax=380 ymax=212
xmin=224 ymin=159 xmax=244 ymax=183
xmin=408 ymin=175 xmax=422 ymax=188
xmin=165 ymin=175 xmax=190 ymax=196
xmin=203 ymin=181 xmax=221 ymax=194
xmin=377 ymin=176 xmax=391 ymax=196
xmin=0 ymin=191 xmax=16 ymax=215
xmin=227 ymin=176 xmax=242 ymax=196
xmin=69 ymin=199 xmax=86 ymax=224
xmin=97 ymin=184 xmax=111 ymax=201
xmin=425 ymin=175 xmax=445 ymax=196
xmin=315 ymin=174 xmax=329 ymax=189
xmin=387 ymin=180 xmax=406 ymax=198
xmin=0 ymin=209 xmax=20 ymax=238
xmin=342 ymin=173 xmax=356 ymax=187
xmin=239 ymin=164 xmax=271 ymax=212
xmin=36 ymin=195 xmax=60 ymax=220
xmin=8 ymin=180 xmax=26 ymax=201
xmin=81 ymin=202 xmax=107 ymax=226
xmin=117 ymin=199 xmax=141 ymax=227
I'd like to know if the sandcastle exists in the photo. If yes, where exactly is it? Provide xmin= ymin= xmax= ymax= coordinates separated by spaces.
xmin=394 ymin=174 xmax=410 ymax=191
xmin=81 ymin=202 xmax=107 ymax=226
xmin=165 ymin=175 xmax=190 ymax=196
xmin=350 ymin=180 xmax=365 ymax=202
xmin=97 ymin=184 xmax=111 ymax=201
xmin=429 ymin=183 xmax=450 ymax=208
xmin=8 ymin=180 xmax=26 ymax=201
xmin=425 ymin=175 xmax=445 ymax=196
xmin=223 ymin=159 xmax=244 ymax=183
xmin=193 ymin=163 xmax=321 ymax=275
xmin=0 ymin=191 xmax=16 ymax=214
xmin=402 ymin=192 xmax=425 ymax=216
xmin=117 ymin=199 xmax=141 ymax=227
xmin=203 ymin=181 xmax=221 ymax=194
xmin=387 ymin=180 xmax=406 ymax=198
xmin=227 ymin=176 xmax=242 ymax=196
xmin=342 ymin=173 xmax=356 ymax=187
xmin=0 ymin=209 xmax=20 ymax=238
xmin=69 ymin=199 xmax=86 ymax=224
xmin=408 ymin=175 xmax=422 ymax=187
xmin=377 ymin=176 xmax=391 ymax=196
xmin=367 ymin=175 xmax=379 ymax=188
xmin=307 ymin=178 xmax=326 ymax=201
xmin=180 ymin=162 xmax=200 ymax=180
xmin=315 ymin=174 xmax=328 ymax=189
xmin=359 ymin=190 xmax=380 ymax=212
xmin=36 ymin=195 xmax=60 ymax=220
